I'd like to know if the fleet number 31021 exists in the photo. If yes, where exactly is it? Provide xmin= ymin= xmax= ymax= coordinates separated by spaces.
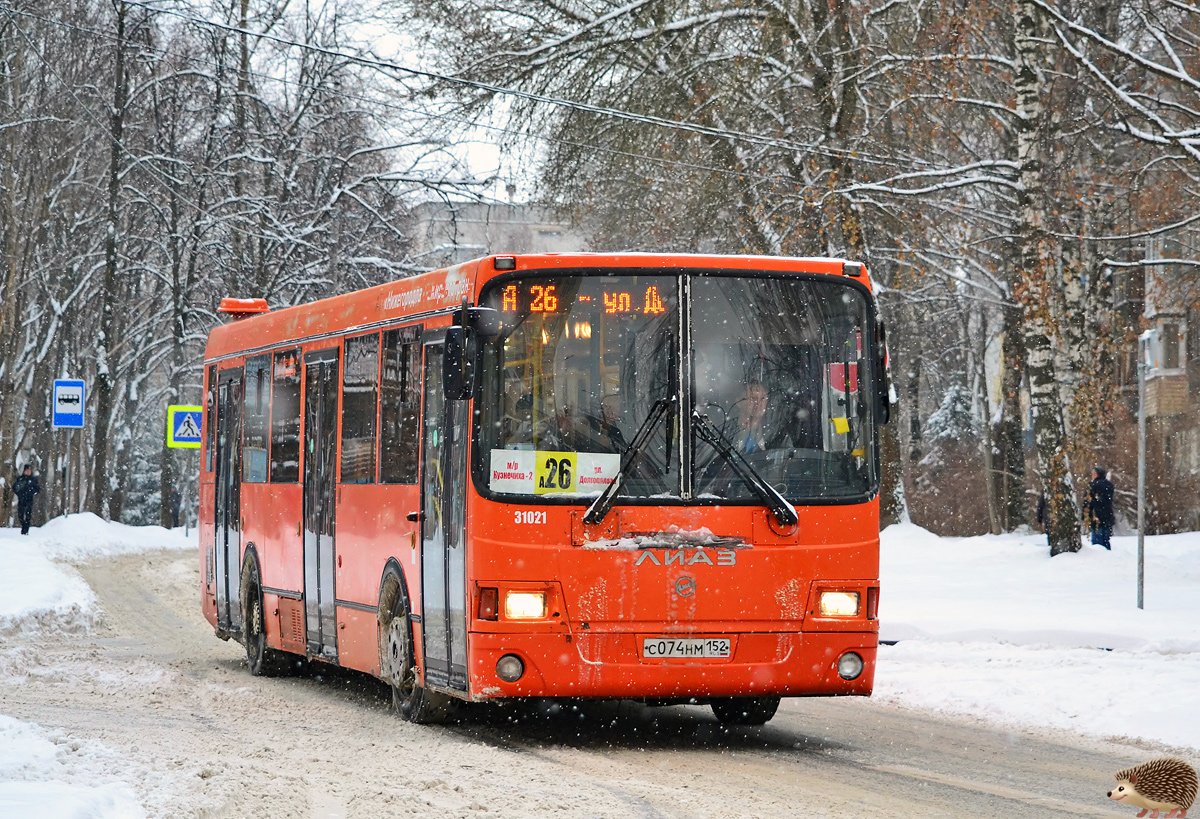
xmin=514 ymin=511 xmax=547 ymax=525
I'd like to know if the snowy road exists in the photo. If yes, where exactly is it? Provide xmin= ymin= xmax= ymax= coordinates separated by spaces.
xmin=0 ymin=548 xmax=1157 ymax=818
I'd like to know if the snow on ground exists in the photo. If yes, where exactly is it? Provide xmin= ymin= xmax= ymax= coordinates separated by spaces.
xmin=5 ymin=512 xmax=197 ymax=564
xmin=1 ymin=516 xmax=193 ymax=817
xmin=0 ymin=514 xmax=194 ymax=636
xmin=876 ymin=524 xmax=1200 ymax=752
xmin=0 ymin=514 xmax=1197 ymax=816
xmin=0 ymin=715 xmax=145 ymax=819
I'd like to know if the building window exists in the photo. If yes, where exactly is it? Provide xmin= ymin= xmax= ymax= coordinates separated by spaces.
xmin=270 ymin=349 xmax=301 ymax=483
xmin=341 ymin=333 xmax=379 ymax=484
xmin=380 ymin=326 xmax=422 ymax=484
xmin=1114 ymin=265 xmax=1145 ymax=311
xmin=242 ymin=355 xmax=271 ymax=482
xmin=1162 ymin=321 xmax=1182 ymax=370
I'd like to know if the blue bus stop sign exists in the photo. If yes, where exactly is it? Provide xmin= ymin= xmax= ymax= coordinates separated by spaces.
xmin=52 ymin=380 xmax=86 ymax=429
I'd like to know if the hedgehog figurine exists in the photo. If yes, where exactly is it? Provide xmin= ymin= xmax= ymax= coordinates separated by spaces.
xmin=1108 ymin=757 xmax=1198 ymax=818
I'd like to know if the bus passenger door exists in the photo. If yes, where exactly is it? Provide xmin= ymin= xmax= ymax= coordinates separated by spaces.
xmin=214 ymin=368 xmax=243 ymax=634
xmin=303 ymin=349 xmax=340 ymax=662
xmin=420 ymin=340 xmax=469 ymax=692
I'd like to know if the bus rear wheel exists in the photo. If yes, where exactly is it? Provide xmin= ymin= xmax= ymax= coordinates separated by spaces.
xmin=710 ymin=696 xmax=781 ymax=726
xmin=379 ymin=577 xmax=454 ymax=724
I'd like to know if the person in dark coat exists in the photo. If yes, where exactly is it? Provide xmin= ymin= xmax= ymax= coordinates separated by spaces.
xmin=1085 ymin=465 xmax=1115 ymax=550
xmin=13 ymin=464 xmax=40 ymax=535
xmin=1036 ymin=493 xmax=1050 ymax=536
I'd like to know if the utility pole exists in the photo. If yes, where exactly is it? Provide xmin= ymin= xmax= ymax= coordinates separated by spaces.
xmin=1136 ymin=329 xmax=1159 ymax=610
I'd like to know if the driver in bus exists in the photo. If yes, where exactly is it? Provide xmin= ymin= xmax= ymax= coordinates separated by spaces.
xmin=735 ymin=381 xmax=770 ymax=454
xmin=696 ymin=379 xmax=772 ymax=495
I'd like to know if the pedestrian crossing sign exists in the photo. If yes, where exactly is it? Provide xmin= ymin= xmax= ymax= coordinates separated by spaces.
xmin=167 ymin=405 xmax=203 ymax=449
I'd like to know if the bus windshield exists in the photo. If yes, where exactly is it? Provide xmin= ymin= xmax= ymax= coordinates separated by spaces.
xmin=477 ymin=269 xmax=877 ymax=503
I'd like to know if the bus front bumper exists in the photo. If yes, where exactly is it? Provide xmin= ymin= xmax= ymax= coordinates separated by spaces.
xmin=466 ymin=631 xmax=876 ymax=700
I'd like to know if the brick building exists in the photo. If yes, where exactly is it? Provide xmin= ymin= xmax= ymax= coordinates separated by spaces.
xmin=1113 ymin=229 xmax=1200 ymax=531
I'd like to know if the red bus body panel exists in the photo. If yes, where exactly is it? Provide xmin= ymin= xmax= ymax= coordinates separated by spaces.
xmin=200 ymin=253 xmax=881 ymax=704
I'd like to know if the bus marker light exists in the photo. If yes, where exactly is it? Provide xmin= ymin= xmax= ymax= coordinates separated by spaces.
xmin=505 ymin=591 xmax=547 ymax=619
xmin=478 ymin=587 xmax=499 ymax=621
xmin=496 ymin=654 xmax=524 ymax=682
xmin=837 ymin=652 xmax=864 ymax=680
xmin=494 ymin=256 xmax=517 ymax=270
xmin=217 ymin=297 xmax=270 ymax=319
xmin=819 ymin=591 xmax=860 ymax=617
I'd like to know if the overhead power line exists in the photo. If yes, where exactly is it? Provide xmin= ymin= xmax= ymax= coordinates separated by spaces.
xmin=117 ymin=0 xmax=894 ymax=167
xmin=1 ymin=5 xmax=805 ymax=189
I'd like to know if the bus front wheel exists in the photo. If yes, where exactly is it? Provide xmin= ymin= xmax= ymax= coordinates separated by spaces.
xmin=710 ymin=696 xmax=781 ymax=726
xmin=379 ymin=576 xmax=454 ymax=724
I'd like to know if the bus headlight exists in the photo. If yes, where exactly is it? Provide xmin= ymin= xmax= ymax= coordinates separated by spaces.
xmin=504 ymin=591 xmax=547 ymax=619
xmin=819 ymin=591 xmax=860 ymax=617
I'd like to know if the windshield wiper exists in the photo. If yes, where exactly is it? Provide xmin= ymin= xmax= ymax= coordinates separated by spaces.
xmin=584 ymin=396 xmax=675 ymax=525
xmin=692 ymin=411 xmax=798 ymax=527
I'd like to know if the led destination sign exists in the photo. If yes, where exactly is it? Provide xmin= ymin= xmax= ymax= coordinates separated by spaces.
xmin=500 ymin=283 xmax=667 ymax=316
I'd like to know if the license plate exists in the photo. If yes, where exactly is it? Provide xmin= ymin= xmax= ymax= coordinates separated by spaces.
xmin=642 ymin=637 xmax=731 ymax=659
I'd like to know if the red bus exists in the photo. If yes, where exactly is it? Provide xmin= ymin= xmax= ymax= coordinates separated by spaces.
xmin=200 ymin=253 xmax=891 ymax=725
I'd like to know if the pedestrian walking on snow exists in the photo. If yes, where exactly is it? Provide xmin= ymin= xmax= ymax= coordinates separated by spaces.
xmin=1084 ymin=466 xmax=1115 ymax=550
xmin=13 ymin=464 xmax=40 ymax=535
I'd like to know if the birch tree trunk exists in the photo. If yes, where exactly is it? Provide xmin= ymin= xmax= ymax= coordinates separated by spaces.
xmin=1013 ymin=0 xmax=1080 ymax=555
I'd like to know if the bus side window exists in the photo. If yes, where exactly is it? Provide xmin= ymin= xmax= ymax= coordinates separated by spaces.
xmin=243 ymin=354 xmax=271 ymax=482
xmin=341 ymin=333 xmax=380 ymax=484
xmin=205 ymin=364 xmax=216 ymax=473
xmin=270 ymin=349 xmax=301 ymax=483
xmin=380 ymin=327 xmax=421 ymax=484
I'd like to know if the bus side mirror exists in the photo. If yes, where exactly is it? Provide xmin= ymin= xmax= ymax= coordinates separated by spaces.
xmin=877 ymin=319 xmax=894 ymax=425
xmin=443 ymin=326 xmax=477 ymax=400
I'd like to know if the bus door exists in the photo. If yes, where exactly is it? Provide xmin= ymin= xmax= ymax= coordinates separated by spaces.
xmin=214 ymin=367 xmax=243 ymax=634
xmin=420 ymin=339 xmax=469 ymax=691
xmin=303 ymin=348 xmax=340 ymax=662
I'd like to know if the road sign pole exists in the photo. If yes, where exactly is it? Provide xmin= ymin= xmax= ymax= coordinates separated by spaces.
xmin=78 ymin=425 xmax=85 ymax=514
xmin=1137 ymin=350 xmax=1146 ymax=611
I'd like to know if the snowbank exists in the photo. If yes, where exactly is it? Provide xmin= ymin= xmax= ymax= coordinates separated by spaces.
xmin=0 ymin=517 xmax=193 ymax=814
xmin=879 ymin=523 xmax=1200 ymax=652
xmin=16 ymin=513 xmax=196 ymax=564
xmin=0 ymin=514 xmax=195 ymax=636
xmin=0 ymin=542 xmax=95 ymax=636
xmin=0 ymin=715 xmax=145 ymax=819
xmin=877 ymin=524 xmax=1200 ymax=751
